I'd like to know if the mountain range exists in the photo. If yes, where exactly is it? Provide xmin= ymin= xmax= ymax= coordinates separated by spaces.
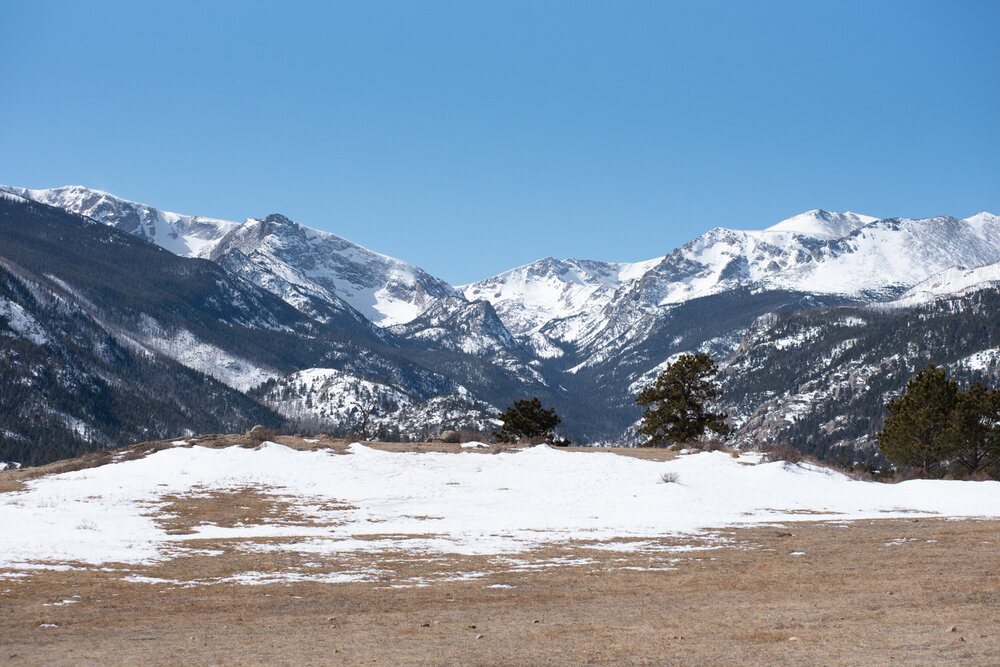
xmin=2 ymin=184 xmax=999 ymax=466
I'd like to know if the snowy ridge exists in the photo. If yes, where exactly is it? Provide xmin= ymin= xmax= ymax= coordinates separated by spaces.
xmin=889 ymin=259 xmax=1000 ymax=307
xmin=210 ymin=214 xmax=461 ymax=326
xmin=764 ymin=209 xmax=877 ymax=239
xmin=467 ymin=210 xmax=1000 ymax=351
xmin=14 ymin=184 xmax=999 ymax=335
xmin=0 ymin=185 xmax=240 ymax=257
xmin=1 ymin=185 xmax=461 ymax=327
xmin=461 ymin=256 xmax=661 ymax=336
xmin=621 ymin=214 xmax=1000 ymax=306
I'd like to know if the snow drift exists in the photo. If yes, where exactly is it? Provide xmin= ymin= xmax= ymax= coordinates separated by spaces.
xmin=2 ymin=443 xmax=999 ymax=579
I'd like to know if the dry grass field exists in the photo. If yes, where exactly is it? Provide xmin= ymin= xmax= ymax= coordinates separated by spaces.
xmin=2 ymin=437 xmax=998 ymax=665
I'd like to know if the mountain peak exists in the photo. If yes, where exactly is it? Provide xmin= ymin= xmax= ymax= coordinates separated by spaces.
xmin=262 ymin=213 xmax=294 ymax=225
xmin=765 ymin=209 xmax=878 ymax=240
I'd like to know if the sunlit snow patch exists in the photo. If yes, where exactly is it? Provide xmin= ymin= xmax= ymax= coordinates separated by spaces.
xmin=2 ymin=443 xmax=999 ymax=584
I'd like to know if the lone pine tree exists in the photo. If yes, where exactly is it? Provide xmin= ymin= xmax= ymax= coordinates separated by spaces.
xmin=494 ymin=397 xmax=561 ymax=443
xmin=635 ymin=353 xmax=730 ymax=447
xmin=877 ymin=364 xmax=957 ymax=477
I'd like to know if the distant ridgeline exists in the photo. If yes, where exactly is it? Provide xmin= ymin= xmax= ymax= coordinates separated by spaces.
xmin=1 ymin=188 xmax=998 ymax=466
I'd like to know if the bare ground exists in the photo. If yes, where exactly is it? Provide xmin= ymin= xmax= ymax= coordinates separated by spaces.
xmin=2 ymin=438 xmax=998 ymax=664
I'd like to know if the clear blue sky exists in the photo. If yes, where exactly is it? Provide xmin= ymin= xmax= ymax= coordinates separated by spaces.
xmin=2 ymin=1 xmax=997 ymax=284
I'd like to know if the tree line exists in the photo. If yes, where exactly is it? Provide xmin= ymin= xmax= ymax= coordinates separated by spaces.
xmin=493 ymin=352 xmax=1000 ymax=481
xmin=878 ymin=364 xmax=1000 ymax=478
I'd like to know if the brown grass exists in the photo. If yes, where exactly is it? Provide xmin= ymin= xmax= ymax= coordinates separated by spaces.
xmin=2 ymin=438 xmax=998 ymax=664
xmin=151 ymin=488 xmax=358 ymax=535
xmin=1 ymin=519 xmax=998 ymax=665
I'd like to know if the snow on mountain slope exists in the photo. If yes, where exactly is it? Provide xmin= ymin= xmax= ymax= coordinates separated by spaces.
xmin=461 ymin=256 xmax=661 ymax=336
xmin=131 ymin=327 xmax=278 ymax=392
xmin=963 ymin=211 xmax=1000 ymax=237
xmin=763 ymin=216 xmax=1000 ymax=297
xmin=257 ymin=368 xmax=498 ymax=438
xmin=0 ymin=292 xmax=50 ymax=345
xmin=259 ymin=368 xmax=414 ymax=425
xmin=208 ymin=214 xmax=462 ymax=326
xmin=389 ymin=296 xmax=520 ymax=355
xmin=0 ymin=185 xmax=239 ymax=257
xmin=888 ymin=259 xmax=1000 ymax=307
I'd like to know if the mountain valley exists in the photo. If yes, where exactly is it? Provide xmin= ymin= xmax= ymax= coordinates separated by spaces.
xmin=2 ymin=185 xmax=999 ymax=466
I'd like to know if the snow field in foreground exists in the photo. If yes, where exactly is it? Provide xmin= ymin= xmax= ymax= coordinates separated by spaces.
xmin=2 ymin=443 xmax=1000 ymax=572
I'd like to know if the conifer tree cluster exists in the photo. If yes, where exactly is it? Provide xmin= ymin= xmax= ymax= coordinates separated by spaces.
xmin=878 ymin=364 xmax=1000 ymax=478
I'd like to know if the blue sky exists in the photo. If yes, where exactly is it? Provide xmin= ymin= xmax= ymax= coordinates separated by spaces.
xmin=2 ymin=1 xmax=997 ymax=284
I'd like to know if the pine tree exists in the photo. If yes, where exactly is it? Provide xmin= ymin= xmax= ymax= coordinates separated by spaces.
xmin=635 ymin=353 xmax=730 ymax=447
xmin=945 ymin=382 xmax=1000 ymax=476
xmin=494 ymin=397 xmax=561 ymax=443
xmin=877 ymin=364 xmax=957 ymax=476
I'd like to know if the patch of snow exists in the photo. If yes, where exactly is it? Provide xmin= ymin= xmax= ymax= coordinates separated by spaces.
xmin=770 ymin=326 xmax=824 ymax=351
xmin=0 ymin=297 xmax=49 ymax=345
xmin=0 ymin=190 xmax=30 ymax=204
xmin=2 ymin=444 xmax=999 ymax=578
xmin=137 ymin=328 xmax=277 ymax=391
xmin=951 ymin=349 xmax=1000 ymax=373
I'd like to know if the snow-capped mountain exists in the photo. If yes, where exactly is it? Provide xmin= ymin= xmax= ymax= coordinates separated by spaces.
xmin=764 ymin=209 xmax=877 ymax=238
xmin=466 ymin=209 xmax=1000 ymax=356
xmin=889 ymin=259 xmax=1000 ymax=307
xmin=5 ymin=183 xmax=1000 ymax=467
xmin=0 ymin=197 xmax=543 ymax=464
xmin=460 ymin=257 xmax=659 ymax=336
xmin=1 ymin=185 xmax=462 ymax=327
xmin=209 ymin=214 xmax=461 ymax=326
xmin=0 ymin=185 xmax=240 ymax=257
xmin=596 ymin=210 xmax=1000 ymax=316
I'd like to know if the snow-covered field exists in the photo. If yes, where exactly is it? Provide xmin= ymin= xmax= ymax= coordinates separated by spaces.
xmin=3 ymin=443 xmax=999 ymax=585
